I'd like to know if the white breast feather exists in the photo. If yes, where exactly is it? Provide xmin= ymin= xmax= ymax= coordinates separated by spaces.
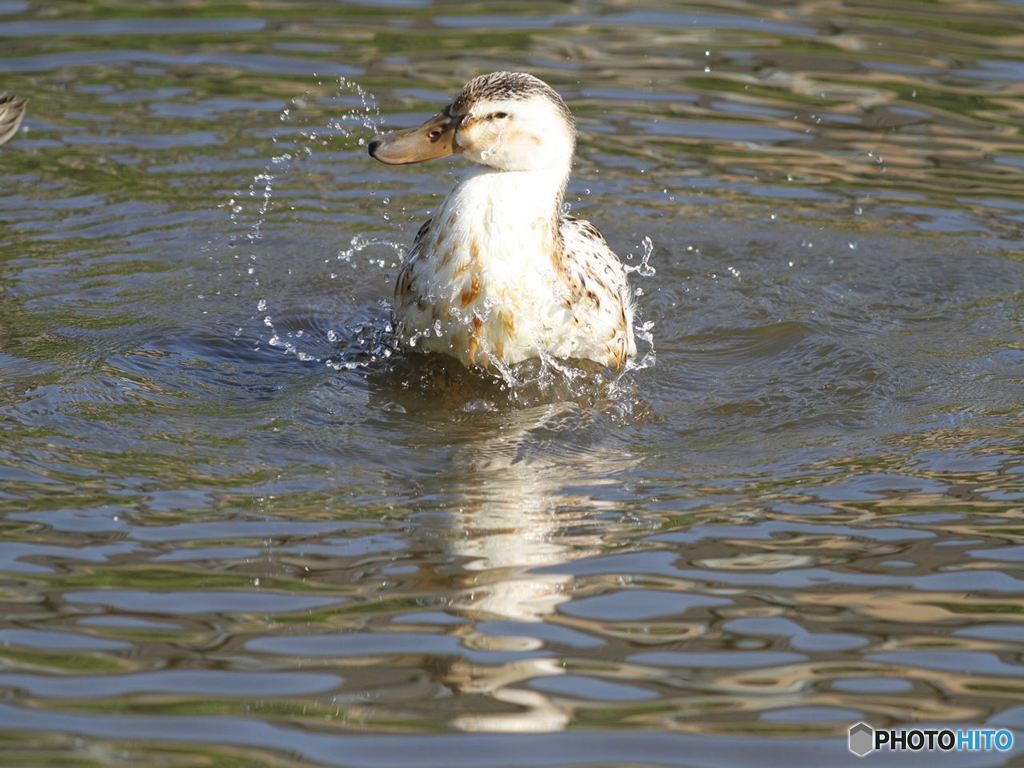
xmin=394 ymin=168 xmax=635 ymax=369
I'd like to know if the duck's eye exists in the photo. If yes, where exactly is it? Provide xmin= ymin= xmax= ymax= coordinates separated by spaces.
xmin=490 ymin=111 xmax=509 ymax=120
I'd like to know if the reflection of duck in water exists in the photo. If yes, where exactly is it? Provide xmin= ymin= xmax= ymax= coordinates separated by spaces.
xmin=0 ymin=94 xmax=27 ymax=146
xmin=369 ymin=72 xmax=635 ymax=371
xmin=406 ymin=402 xmax=638 ymax=732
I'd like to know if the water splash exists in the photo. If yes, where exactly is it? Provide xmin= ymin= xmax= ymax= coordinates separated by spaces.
xmin=335 ymin=235 xmax=405 ymax=273
xmin=217 ymin=75 xmax=383 ymax=359
xmin=618 ymin=235 xmax=658 ymax=389
xmin=223 ymin=75 xmax=381 ymax=269
xmin=624 ymin=235 xmax=657 ymax=278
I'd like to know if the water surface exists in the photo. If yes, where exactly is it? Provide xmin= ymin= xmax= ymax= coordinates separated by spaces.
xmin=1 ymin=1 xmax=1023 ymax=766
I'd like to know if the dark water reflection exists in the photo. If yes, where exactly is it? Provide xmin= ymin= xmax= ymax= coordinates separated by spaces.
xmin=1 ymin=0 xmax=1024 ymax=766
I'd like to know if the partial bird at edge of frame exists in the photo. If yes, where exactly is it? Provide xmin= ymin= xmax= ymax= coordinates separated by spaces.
xmin=0 ymin=93 xmax=28 ymax=147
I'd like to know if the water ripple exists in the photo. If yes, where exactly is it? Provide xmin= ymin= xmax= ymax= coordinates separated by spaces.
xmin=1 ymin=0 xmax=1023 ymax=765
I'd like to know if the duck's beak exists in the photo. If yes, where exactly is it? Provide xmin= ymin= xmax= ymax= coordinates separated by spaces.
xmin=368 ymin=110 xmax=463 ymax=165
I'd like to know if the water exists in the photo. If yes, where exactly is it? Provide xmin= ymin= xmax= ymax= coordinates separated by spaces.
xmin=1 ymin=1 xmax=1023 ymax=765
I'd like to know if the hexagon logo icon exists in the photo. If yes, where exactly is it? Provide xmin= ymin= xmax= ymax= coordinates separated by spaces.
xmin=848 ymin=722 xmax=875 ymax=757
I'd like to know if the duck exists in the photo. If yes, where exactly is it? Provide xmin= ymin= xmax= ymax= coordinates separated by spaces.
xmin=0 ymin=93 xmax=28 ymax=147
xmin=368 ymin=72 xmax=636 ymax=371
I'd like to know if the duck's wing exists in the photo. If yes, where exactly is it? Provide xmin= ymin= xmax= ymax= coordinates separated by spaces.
xmin=559 ymin=215 xmax=635 ymax=316
xmin=559 ymin=215 xmax=637 ymax=367
xmin=393 ymin=217 xmax=432 ymax=314
xmin=0 ymin=94 xmax=28 ymax=147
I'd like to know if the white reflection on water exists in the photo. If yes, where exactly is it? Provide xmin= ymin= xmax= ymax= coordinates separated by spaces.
xmin=431 ymin=402 xmax=638 ymax=732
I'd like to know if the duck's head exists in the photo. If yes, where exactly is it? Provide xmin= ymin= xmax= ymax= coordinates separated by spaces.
xmin=369 ymin=72 xmax=575 ymax=173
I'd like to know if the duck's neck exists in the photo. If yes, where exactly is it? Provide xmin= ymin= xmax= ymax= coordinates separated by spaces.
xmin=440 ymin=165 xmax=570 ymax=261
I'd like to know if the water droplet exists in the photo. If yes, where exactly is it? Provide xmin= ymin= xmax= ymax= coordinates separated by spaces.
xmin=625 ymin=236 xmax=657 ymax=277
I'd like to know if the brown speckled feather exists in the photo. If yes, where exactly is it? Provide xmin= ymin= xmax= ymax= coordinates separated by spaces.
xmin=559 ymin=215 xmax=635 ymax=369
xmin=450 ymin=72 xmax=573 ymax=124
xmin=394 ymin=217 xmax=431 ymax=315
xmin=0 ymin=93 xmax=28 ymax=147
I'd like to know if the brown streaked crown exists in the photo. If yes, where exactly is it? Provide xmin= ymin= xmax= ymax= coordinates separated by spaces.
xmin=450 ymin=72 xmax=574 ymax=124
